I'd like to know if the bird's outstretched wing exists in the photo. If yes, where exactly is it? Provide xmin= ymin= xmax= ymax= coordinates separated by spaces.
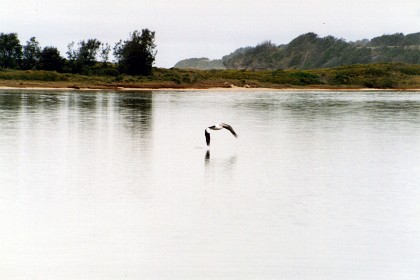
xmin=205 ymin=129 xmax=211 ymax=146
xmin=221 ymin=123 xmax=238 ymax=137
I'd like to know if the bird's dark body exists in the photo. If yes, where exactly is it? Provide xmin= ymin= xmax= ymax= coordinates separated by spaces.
xmin=205 ymin=129 xmax=211 ymax=146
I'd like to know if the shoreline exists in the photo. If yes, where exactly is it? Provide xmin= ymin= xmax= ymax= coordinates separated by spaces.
xmin=1 ymin=85 xmax=420 ymax=92
xmin=1 ymin=63 xmax=419 ymax=92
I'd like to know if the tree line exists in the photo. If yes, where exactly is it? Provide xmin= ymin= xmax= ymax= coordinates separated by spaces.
xmin=0 ymin=29 xmax=156 ymax=76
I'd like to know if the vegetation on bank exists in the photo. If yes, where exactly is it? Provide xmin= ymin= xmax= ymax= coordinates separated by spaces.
xmin=2 ymin=29 xmax=419 ymax=91
xmin=174 ymin=58 xmax=225 ymax=70
xmin=0 ymin=30 xmax=156 ymax=76
xmin=0 ymin=63 xmax=419 ymax=90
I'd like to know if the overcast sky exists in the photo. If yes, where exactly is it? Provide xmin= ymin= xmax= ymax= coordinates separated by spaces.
xmin=1 ymin=0 xmax=419 ymax=68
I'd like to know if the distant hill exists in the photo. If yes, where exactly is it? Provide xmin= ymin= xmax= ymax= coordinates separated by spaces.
xmin=175 ymin=32 xmax=420 ymax=70
xmin=174 ymin=57 xmax=225 ymax=70
xmin=222 ymin=32 xmax=420 ymax=70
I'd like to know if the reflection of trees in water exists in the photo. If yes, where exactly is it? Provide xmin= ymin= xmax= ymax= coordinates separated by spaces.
xmin=0 ymin=93 xmax=23 ymax=131
xmin=0 ymin=92 xmax=23 ymax=111
xmin=113 ymin=92 xmax=153 ymax=138
xmin=0 ymin=91 xmax=153 ymax=139
xmin=63 ymin=91 xmax=153 ymax=140
xmin=73 ymin=94 xmax=98 ymax=111
xmin=25 ymin=94 xmax=61 ymax=111
xmin=0 ymin=91 xmax=69 ymax=112
xmin=0 ymin=91 xmax=63 ymax=121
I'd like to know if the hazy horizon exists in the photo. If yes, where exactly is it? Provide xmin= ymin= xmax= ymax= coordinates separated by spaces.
xmin=1 ymin=0 xmax=420 ymax=68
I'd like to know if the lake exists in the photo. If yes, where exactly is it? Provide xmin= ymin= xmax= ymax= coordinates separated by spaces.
xmin=0 ymin=89 xmax=419 ymax=280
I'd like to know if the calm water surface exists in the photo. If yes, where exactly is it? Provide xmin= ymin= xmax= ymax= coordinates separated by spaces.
xmin=0 ymin=90 xmax=419 ymax=280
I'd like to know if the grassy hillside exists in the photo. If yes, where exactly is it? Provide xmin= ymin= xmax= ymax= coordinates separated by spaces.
xmin=174 ymin=58 xmax=226 ymax=70
xmin=222 ymin=32 xmax=420 ymax=70
xmin=0 ymin=63 xmax=419 ymax=90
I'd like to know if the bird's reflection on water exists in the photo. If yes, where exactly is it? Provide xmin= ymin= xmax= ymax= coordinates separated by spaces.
xmin=204 ymin=149 xmax=238 ymax=172
xmin=205 ymin=150 xmax=211 ymax=164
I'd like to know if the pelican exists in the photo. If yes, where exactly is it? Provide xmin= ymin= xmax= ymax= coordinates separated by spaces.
xmin=205 ymin=123 xmax=238 ymax=146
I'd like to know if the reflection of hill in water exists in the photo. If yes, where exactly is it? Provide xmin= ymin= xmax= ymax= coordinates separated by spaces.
xmin=282 ymin=97 xmax=420 ymax=122
xmin=234 ymin=92 xmax=420 ymax=123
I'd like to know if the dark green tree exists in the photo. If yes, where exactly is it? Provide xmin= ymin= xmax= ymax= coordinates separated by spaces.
xmin=114 ymin=29 xmax=156 ymax=75
xmin=100 ymin=43 xmax=111 ymax=65
xmin=66 ymin=39 xmax=101 ymax=73
xmin=66 ymin=42 xmax=77 ymax=61
xmin=77 ymin=39 xmax=101 ymax=66
xmin=0 ymin=33 xmax=22 ymax=68
xmin=402 ymin=32 xmax=420 ymax=46
xmin=22 ymin=37 xmax=41 ymax=70
xmin=38 ymin=47 xmax=65 ymax=71
xmin=370 ymin=33 xmax=405 ymax=46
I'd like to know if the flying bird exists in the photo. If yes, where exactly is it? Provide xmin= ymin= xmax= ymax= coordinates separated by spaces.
xmin=205 ymin=123 xmax=238 ymax=146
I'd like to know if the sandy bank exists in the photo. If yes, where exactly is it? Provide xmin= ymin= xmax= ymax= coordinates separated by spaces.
xmin=1 ymin=85 xmax=419 ymax=92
